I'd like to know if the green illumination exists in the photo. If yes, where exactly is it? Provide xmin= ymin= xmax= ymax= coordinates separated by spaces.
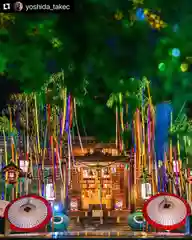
xmin=122 ymin=20 xmax=130 ymax=28
xmin=158 ymin=62 xmax=166 ymax=71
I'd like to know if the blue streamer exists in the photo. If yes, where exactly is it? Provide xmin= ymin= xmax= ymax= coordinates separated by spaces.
xmin=42 ymin=183 xmax=44 ymax=197
xmin=155 ymin=102 xmax=172 ymax=191
xmin=155 ymin=102 xmax=172 ymax=161
xmin=65 ymin=97 xmax=70 ymax=133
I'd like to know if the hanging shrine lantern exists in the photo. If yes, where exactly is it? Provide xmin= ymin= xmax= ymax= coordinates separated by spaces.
xmin=141 ymin=183 xmax=152 ymax=200
xmin=19 ymin=158 xmax=32 ymax=183
xmin=19 ymin=157 xmax=32 ymax=187
xmin=45 ymin=174 xmax=55 ymax=201
xmin=3 ymin=161 xmax=21 ymax=185
xmin=140 ymin=169 xmax=152 ymax=200
xmin=70 ymin=198 xmax=78 ymax=211
xmin=19 ymin=159 xmax=29 ymax=173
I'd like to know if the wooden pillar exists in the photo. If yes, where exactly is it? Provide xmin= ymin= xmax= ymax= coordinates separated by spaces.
xmin=4 ymin=219 xmax=10 ymax=236
xmin=123 ymin=165 xmax=128 ymax=208
xmin=129 ymin=162 xmax=135 ymax=211
xmin=127 ymin=166 xmax=131 ymax=211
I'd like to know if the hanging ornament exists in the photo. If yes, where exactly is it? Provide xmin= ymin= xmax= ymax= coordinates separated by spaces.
xmin=114 ymin=10 xmax=123 ymax=20
xmin=0 ymin=13 xmax=15 ymax=28
xmin=144 ymin=10 xmax=167 ymax=30
xmin=180 ymin=63 xmax=188 ymax=72
xmin=51 ymin=38 xmax=62 ymax=49
xmin=136 ymin=8 xmax=145 ymax=21
xmin=158 ymin=62 xmax=166 ymax=71
xmin=171 ymin=48 xmax=180 ymax=57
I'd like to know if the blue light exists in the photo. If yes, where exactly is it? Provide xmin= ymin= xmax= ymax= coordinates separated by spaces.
xmin=53 ymin=202 xmax=64 ymax=213
xmin=136 ymin=8 xmax=145 ymax=21
xmin=54 ymin=204 xmax=59 ymax=212
xmin=172 ymin=48 xmax=180 ymax=57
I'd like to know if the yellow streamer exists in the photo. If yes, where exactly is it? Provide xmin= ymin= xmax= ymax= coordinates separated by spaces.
xmin=145 ymin=78 xmax=152 ymax=106
xmin=115 ymin=106 xmax=118 ymax=149
xmin=133 ymin=119 xmax=138 ymax=205
xmin=34 ymin=94 xmax=40 ymax=153
xmin=74 ymin=99 xmax=84 ymax=153
xmin=169 ymin=112 xmax=173 ymax=193
xmin=135 ymin=110 xmax=141 ymax=171
xmin=50 ymin=136 xmax=56 ymax=195
xmin=9 ymin=106 xmax=14 ymax=162
xmin=119 ymin=93 xmax=124 ymax=132
xmin=3 ymin=130 xmax=7 ymax=165
xmin=61 ymin=88 xmax=67 ymax=135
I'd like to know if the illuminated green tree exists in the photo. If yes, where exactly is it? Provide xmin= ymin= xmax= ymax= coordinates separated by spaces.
xmin=1 ymin=0 xmax=192 ymax=139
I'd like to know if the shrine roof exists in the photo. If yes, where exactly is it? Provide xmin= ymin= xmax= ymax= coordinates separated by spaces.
xmin=3 ymin=161 xmax=21 ymax=171
xmin=74 ymin=150 xmax=128 ymax=162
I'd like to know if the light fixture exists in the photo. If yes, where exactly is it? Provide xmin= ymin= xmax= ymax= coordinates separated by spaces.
xmin=141 ymin=183 xmax=152 ymax=200
xmin=70 ymin=198 xmax=78 ymax=211
xmin=19 ymin=160 xmax=29 ymax=173
xmin=45 ymin=183 xmax=55 ymax=201
xmin=115 ymin=200 xmax=123 ymax=210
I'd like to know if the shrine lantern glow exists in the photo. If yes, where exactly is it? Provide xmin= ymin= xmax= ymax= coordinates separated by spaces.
xmin=3 ymin=161 xmax=21 ymax=185
xmin=70 ymin=198 xmax=78 ymax=211
xmin=141 ymin=183 xmax=152 ymax=200
xmin=115 ymin=199 xmax=123 ymax=210
xmin=45 ymin=175 xmax=55 ymax=201
xmin=19 ymin=160 xmax=29 ymax=173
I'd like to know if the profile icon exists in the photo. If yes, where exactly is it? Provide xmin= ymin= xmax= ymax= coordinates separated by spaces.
xmin=14 ymin=1 xmax=23 ymax=11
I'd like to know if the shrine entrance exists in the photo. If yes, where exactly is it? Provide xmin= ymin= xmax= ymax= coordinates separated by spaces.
xmin=80 ymin=165 xmax=112 ymax=210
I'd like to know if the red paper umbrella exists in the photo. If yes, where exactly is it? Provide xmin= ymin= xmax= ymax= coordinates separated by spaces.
xmin=0 ymin=200 xmax=10 ymax=217
xmin=4 ymin=194 xmax=52 ymax=232
xmin=143 ymin=192 xmax=191 ymax=230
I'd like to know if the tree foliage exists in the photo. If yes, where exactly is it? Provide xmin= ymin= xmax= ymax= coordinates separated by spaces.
xmin=1 ymin=0 xmax=192 ymax=138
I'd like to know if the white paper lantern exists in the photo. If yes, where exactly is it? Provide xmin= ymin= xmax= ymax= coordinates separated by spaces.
xmin=45 ymin=183 xmax=55 ymax=201
xmin=70 ymin=198 xmax=78 ymax=211
xmin=141 ymin=183 xmax=152 ymax=200
xmin=20 ymin=160 xmax=29 ymax=173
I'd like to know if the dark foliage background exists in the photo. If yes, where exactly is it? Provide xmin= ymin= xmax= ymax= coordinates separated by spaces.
xmin=0 ymin=0 xmax=192 ymax=139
